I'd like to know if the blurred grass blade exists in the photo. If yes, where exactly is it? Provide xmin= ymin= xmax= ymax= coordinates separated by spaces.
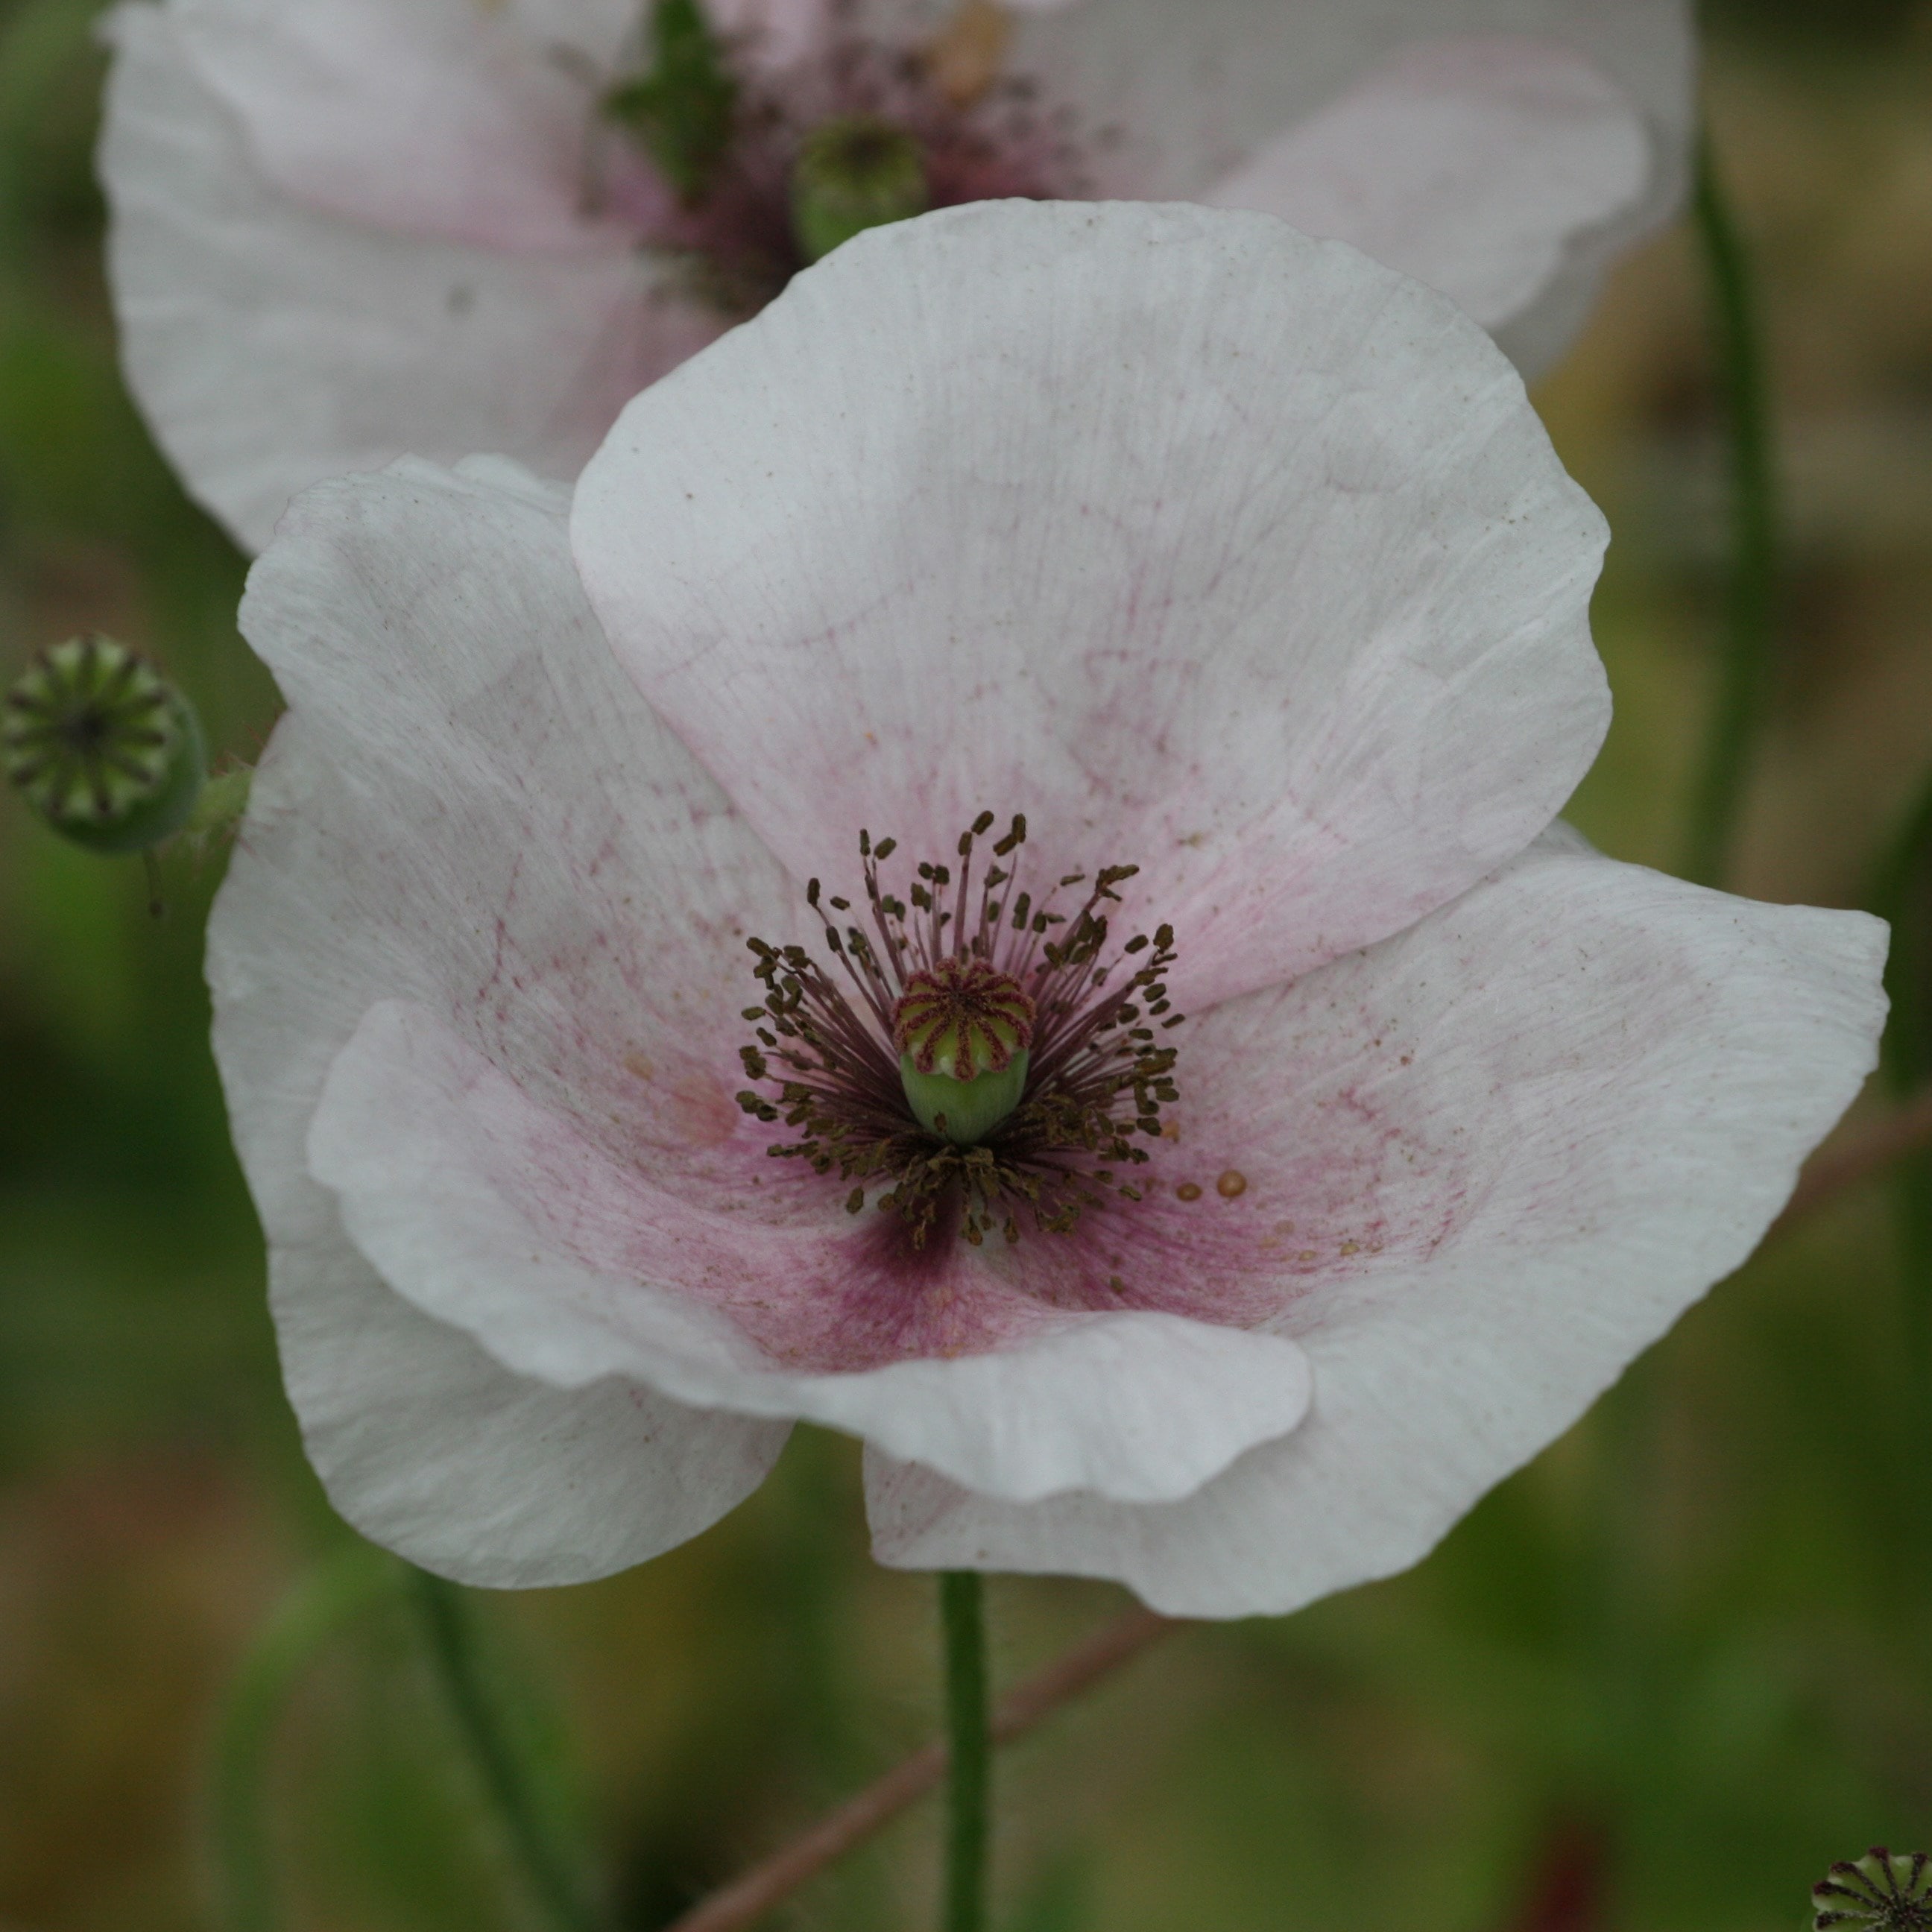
xmin=1867 ymin=765 xmax=1932 ymax=1379
xmin=1682 ymin=129 xmax=1781 ymax=889
xmin=210 ymin=1542 xmax=397 ymax=1932
xmin=407 ymin=1568 xmax=607 ymax=1932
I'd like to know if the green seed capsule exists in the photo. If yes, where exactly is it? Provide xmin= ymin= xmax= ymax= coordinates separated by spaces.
xmin=1812 ymin=1848 xmax=1932 ymax=1928
xmin=4 ymin=634 xmax=205 ymax=854
xmin=900 ymin=1046 xmax=1030 ymax=1146
xmin=789 ymin=116 xmax=929 ymax=264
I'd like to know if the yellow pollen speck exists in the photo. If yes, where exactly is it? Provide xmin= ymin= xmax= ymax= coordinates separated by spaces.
xmin=1108 ymin=1275 xmax=1126 ymax=1295
xmin=1339 ymin=1240 xmax=1360 ymax=1257
xmin=1216 ymin=1169 xmax=1247 ymax=1199
xmin=1298 ymin=1248 xmax=1317 ymax=1262
xmin=924 ymin=0 xmax=1010 ymax=106
xmin=1161 ymin=1120 xmax=1181 ymax=1141
xmin=1175 ymin=1181 xmax=1203 ymax=1202
xmin=623 ymin=1050 xmax=654 ymax=1081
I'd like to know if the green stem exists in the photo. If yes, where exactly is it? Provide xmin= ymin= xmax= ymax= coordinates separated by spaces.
xmin=407 ymin=1570 xmax=604 ymax=1932
xmin=939 ymin=1572 xmax=991 ymax=1932
xmin=1867 ymin=767 xmax=1932 ymax=1396
xmin=1682 ymin=128 xmax=1780 ymax=890
xmin=209 ymin=1543 xmax=397 ymax=1932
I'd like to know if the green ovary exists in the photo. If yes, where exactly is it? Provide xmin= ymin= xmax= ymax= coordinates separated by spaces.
xmin=789 ymin=117 xmax=929 ymax=263
xmin=900 ymin=1047 xmax=1029 ymax=1146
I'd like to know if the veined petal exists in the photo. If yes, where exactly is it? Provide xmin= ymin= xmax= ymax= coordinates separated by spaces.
xmin=572 ymin=200 xmax=1611 ymax=1014
xmin=209 ymin=458 xmax=798 ymax=1580
xmin=102 ymin=3 xmax=724 ymax=552
xmin=268 ymin=1237 xmax=789 ymax=1589
xmin=1201 ymin=38 xmax=1649 ymax=345
xmin=308 ymin=997 xmax=1315 ymax=1505
xmin=213 ymin=452 xmax=1312 ymax=1567
xmin=866 ymin=832 xmax=1888 ymax=1615
xmin=1007 ymin=0 xmax=1693 ymax=365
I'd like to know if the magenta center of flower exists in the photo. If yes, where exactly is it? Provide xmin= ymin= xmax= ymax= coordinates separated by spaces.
xmin=734 ymin=812 xmax=1183 ymax=1248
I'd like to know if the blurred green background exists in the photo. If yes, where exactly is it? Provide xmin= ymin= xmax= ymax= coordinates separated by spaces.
xmin=4 ymin=1 xmax=1932 ymax=1927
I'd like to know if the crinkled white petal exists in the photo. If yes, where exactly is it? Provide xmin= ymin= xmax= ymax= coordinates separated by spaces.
xmin=308 ymin=997 xmax=1315 ymax=1506
xmin=1006 ymin=0 xmax=1693 ymax=367
xmin=101 ymin=3 xmax=722 ymax=552
xmin=209 ymin=457 xmax=795 ymax=1583
xmin=572 ymin=200 xmax=1611 ymax=1015
xmin=1201 ymin=37 xmax=1648 ymax=341
xmin=865 ymin=833 xmax=1888 ymax=1615
xmin=270 ymin=1236 xmax=788 ymax=1589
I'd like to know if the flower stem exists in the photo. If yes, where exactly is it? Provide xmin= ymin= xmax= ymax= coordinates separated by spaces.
xmin=665 ymin=1606 xmax=1172 ymax=1932
xmin=939 ymin=1571 xmax=991 ymax=1932
xmin=407 ymin=1569 xmax=604 ymax=1932
xmin=209 ymin=1543 xmax=396 ymax=1932
xmin=1866 ymin=766 xmax=1932 ymax=1389
xmin=1682 ymin=127 xmax=1780 ymax=889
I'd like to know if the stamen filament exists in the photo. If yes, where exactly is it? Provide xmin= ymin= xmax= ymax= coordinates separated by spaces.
xmin=736 ymin=817 xmax=1181 ymax=1247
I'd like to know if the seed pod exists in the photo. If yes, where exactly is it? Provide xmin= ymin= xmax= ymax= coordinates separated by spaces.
xmin=4 ymin=634 xmax=205 ymax=854
xmin=789 ymin=117 xmax=929 ymax=264
xmin=1812 ymin=1847 xmax=1932 ymax=1928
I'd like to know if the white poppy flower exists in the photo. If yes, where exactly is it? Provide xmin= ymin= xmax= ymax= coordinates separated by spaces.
xmin=209 ymin=204 xmax=1881 ymax=1617
xmin=103 ymin=0 xmax=1692 ymax=552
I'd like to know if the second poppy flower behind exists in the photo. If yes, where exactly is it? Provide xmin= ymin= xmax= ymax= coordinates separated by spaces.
xmin=211 ymin=202 xmax=1886 ymax=1618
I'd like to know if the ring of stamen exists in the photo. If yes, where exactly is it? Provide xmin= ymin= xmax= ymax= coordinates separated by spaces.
xmin=734 ymin=812 xmax=1183 ymax=1249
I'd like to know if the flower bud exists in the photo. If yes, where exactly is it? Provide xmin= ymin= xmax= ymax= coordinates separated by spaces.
xmin=4 ymin=634 xmax=205 ymax=853
xmin=789 ymin=118 xmax=929 ymax=264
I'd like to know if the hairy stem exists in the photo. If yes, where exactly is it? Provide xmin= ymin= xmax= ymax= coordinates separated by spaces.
xmin=1682 ymin=129 xmax=1780 ymax=889
xmin=408 ymin=1570 xmax=604 ymax=1932
xmin=940 ymin=1572 xmax=991 ymax=1932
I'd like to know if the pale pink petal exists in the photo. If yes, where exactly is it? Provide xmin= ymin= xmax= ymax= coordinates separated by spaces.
xmin=208 ymin=457 xmax=798 ymax=1580
xmin=1007 ymin=0 xmax=1693 ymax=367
xmin=102 ymin=4 xmax=723 ymax=552
xmin=215 ymin=453 xmax=1313 ymax=1556
xmin=572 ymin=201 xmax=1610 ymax=1016
xmin=1201 ymin=38 xmax=1648 ymax=340
xmin=167 ymin=0 xmax=639 ymax=251
xmin=268 ymin=1236 xmax=789 ymax=1589
xmin=865 ymin=830 xmax=1889 ymax=1615
xmin=309 ymin=998 xmax=1315 ymax=1503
